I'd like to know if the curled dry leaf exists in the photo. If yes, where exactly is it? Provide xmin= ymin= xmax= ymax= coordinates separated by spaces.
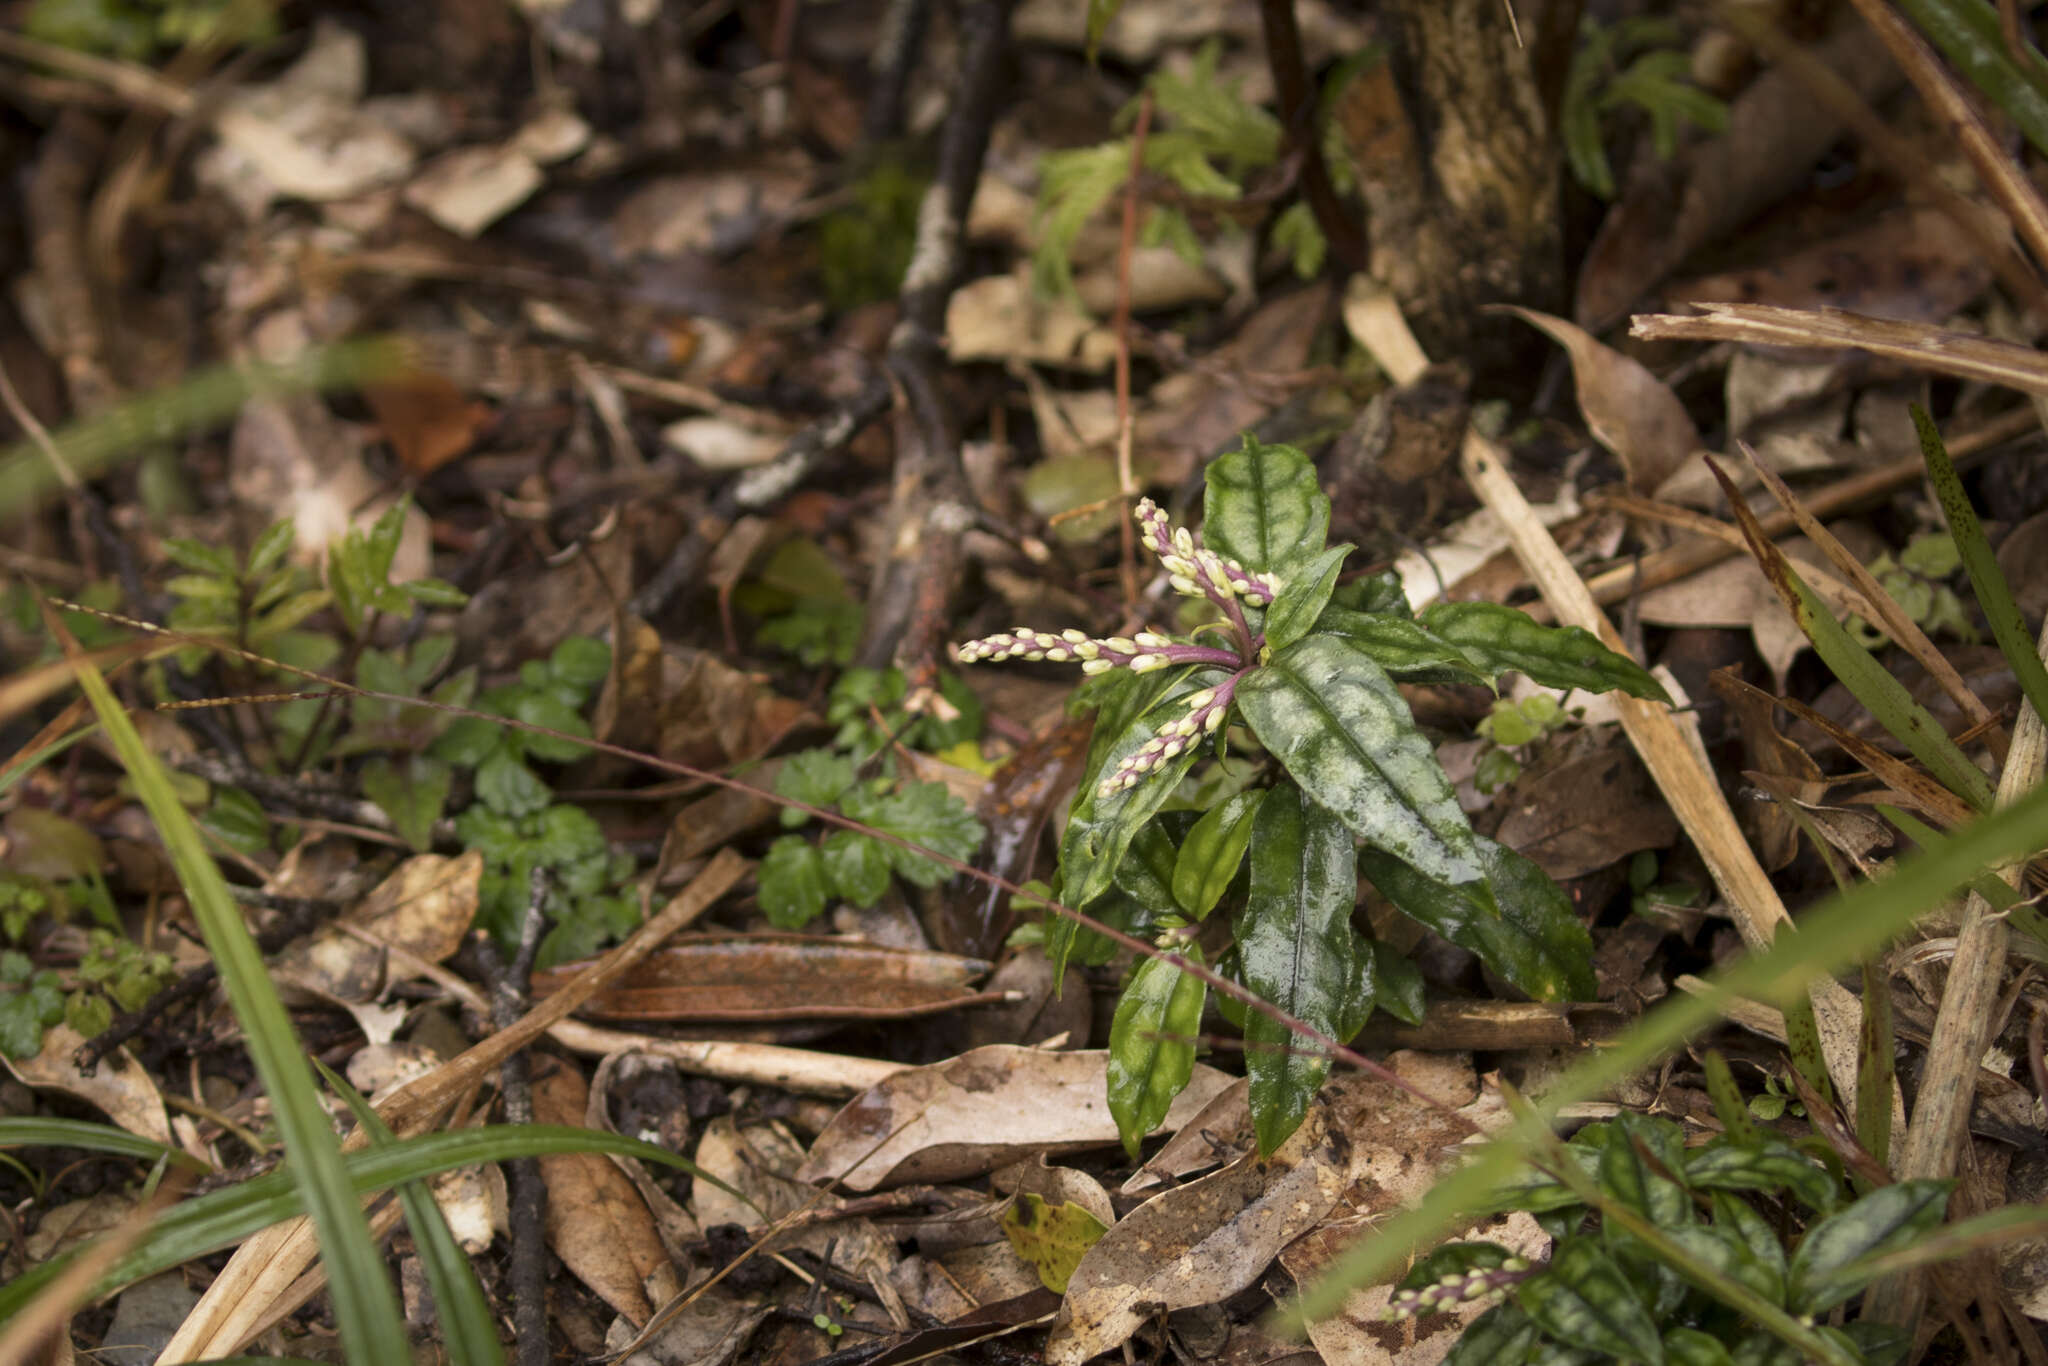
xmin=796 ymin=1045 xmax=1236 ymax=1191
xmin=275 ymin=850 xmax=481 ymax=1003
xmin=528 ymin=935 xmax=992 ymax=1022
xmin=1043 ymin=1104 xmax=1349 ymax=1365
xmin=5 ymin=1024 xmax=173 ymax=1149
xmin=532 ymin=1057 xmax=680 ymax=1327
xmin=1496 ymin=306 xmax=1700 ymax=496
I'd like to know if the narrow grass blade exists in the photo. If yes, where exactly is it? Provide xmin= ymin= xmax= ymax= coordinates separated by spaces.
xmin=1857 ymin=957 xmax=1895 ymax=1179
xmin=1893 ymin=0 xmax=2048 ymax=155
xmin=1285 ymin=773 xmax=2048 ymax=1323
xmin=51 ymin=608 xmax=410 ymax=1363
xmin=1878 ymin=803 xmax=2048 ymax=946
xmin=319 ymin=1064 xmax=505 ymax=1366
xmin=0 ymin=1118 xmax=209 ymax=1173
xmin=0 ymin=1124 xmax=703 ymax=1323
xmin=1913 ymin=405 xmax=2048 ymax=730
xmin=1707 ymin=459 xmax=1995 ymax=812
xmin=1781 ymin=985 xmax=1836 ymax=1110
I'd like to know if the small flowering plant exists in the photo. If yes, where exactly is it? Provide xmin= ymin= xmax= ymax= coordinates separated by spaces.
xmin=956 ymin=437 xmax=1671 ymax=1155
xmin=1400 ymin=1106 xmax=1939 ymax=1366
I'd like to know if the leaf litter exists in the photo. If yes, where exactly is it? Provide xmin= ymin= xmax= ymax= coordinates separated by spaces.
xmin=5 ymin=0 xmax=2048 ymax=1362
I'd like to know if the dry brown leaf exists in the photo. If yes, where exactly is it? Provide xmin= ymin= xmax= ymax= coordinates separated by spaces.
xmin=1496 ymin=306 xmax=1700 ymax=495
xmin=532 ymin=1057 xmax=680 ymax=1327
xmin=796 ymin=1046 xmax=1236 ymax=1191
xmin=5 ymin=1025 xmax=173 ymax=1148
xmin=1669 ymin=204 xmax=1994 ymax=322
xmin=362 ymin=372 xmax=489 ymax=477
xmin=1632 ymin=303 xmax=2048 ymax=395
xmin=1492 ymin=744 xmax=1678 ymax=881
xmin=1043 ymin=1105 xmax=1348 ymax=1365
xmin=275 ymin=851 xmax=481 ymax=1003
xmin=528 ymin=935 xmax=992 ymax=1022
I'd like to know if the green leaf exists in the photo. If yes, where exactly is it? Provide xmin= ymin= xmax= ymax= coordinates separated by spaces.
xmin=1311 ymin=608 xmax=1490 ymax=684
xmin=1444 ymin=1303 xmax=1540 ymax=1366
xmin=1061 ymin=670 xmax=1221 ymax=908
xmin=164 ymin=573 xmax=238 ymax=601
xmin=821 ymin=830 xmax=892 ymax=908
xmin=1664 ymin=1326 xmax=1737 ymax=1366
xmin=1515 ymin=1237 xmax=1663 ymax=1363
xmin=1084 ymin=0 xmax=1124 ymax=62
xmin=365 ymin=498 xmax=409 ymax=582
xmin=1418 ymin=601 xmax=1671 ymax=701
xmin=0 ymin=1116 xmax=210 ymax=1170
xmin=201 ymin=787 xmax=270 ymax=857
xmin=474 ymin=749 xmax=551 ymax=817
xmin=434 ymin=716 xmax=506 ymax=767
xmin=1263 ymin=545 xmax=1350 ymax=651
xmin=513 ymin=690 xmax=593 ymax=762
xmin=1367 ymin=939 xmax=1426 ymax=1025
xmin=530 ymin=804 xmax=606 ymax=866
xmin=1239 ymin=634 xmax=1483 ymax=887
xmin=759 ymin=836 xmax=830 ymax=929
xmin=1113 ymin=819 xmax=1185 ymax=916
xmin=246 ymin=520 xmax=296 ymax=579
xmin=400 ymin=576 xmax=469 ymax=608
xmin=1172 ymin=789 xmax=1265 ymax=920
xmin=1711 ymin=1189 xmax=1788 ymax=1305
xmin=163 ymin=538 xmax=237 ymax=578
xmin=1106 ymin=951 xmax=1206 ymax=1159
xmin=548 ymin=635 xmax=613 ymax=691
xmin=840 ymin=781 xmax=984 ymax=888
xmin=1893 ymin=0 xmax=2048 ymax=158
xmin=1599 ymin=1113 xmax=1690 ymax=1226
xmin=1237 ymin=784 xmax=1367 ymax=1154
xmin=1000 ymin=1193 xmax=1109 ymax=1293
xmin=362 ymin=755 xmax=450 ymax=853
xmin=0 ymin=972 xmax=62 ymax=1059
xmin=775 ymin=750 xmax=858 ymax=819
xmin=1201 ymin=436 xmax=1330 ymax=578
xmin=1788 ymin=1179 xmax=1951 ymax=1313
xmin=1359 ymin=836 xmax=1598 ymax=1002
xmin=1685 ymin=1138 xmax=1839 ymax=1213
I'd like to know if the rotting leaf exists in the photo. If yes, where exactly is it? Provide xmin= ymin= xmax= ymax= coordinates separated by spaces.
xmin=1000 ymin=1193 xmax=1110 ymax=1294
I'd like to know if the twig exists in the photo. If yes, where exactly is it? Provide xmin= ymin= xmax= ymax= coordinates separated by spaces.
xmin=1254 ymin=0 xmax=1366 ymax=271
xmin=1112 ymin=91 xmax=1155 ymax=617
xmin=862 ymin=0 xmax=934 ymax=144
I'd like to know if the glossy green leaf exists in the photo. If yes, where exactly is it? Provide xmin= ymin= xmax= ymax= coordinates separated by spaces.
xmin=1201 ymin=436 xmax=1330 ymax=578
xmin=1661 ymin=1222 xmax=1782 ymax=1308
xmin=1663 ymin=1326 xmax=1738 ymax=1366
xmin=1443 ymin=1302 xmax=1539 ymax=1366
xmin=1599 ymin=1113 xmax=1690 ymax=1227
xmin=1789 ymin=1179 xmax=1952 ymax=1313
xmin=1061 ymin=670 xmax=1221 ymax=908
xmin=1172 ymin=789 xmax=1265 ymax=920
xmin=1417 ymin=601 xmax=1670 ymax=701
xmin=1237 ymin=785 xmax=1368 ymax=1154
xmin=1114 ymin=819 xmax=1185 ymax=915
xmin=1894 ymin=0 xmax=2048 ymax=156
xmin=1106 ymin=951 xmax=1207 ymax=1159
xmin=1685 ymin=1139 xmax=1839 ymax=1213
xmin=1360 ymin=836 xmax=1597 ymax=1002
xmin=1711 ymin=1190 xmax=1788 ymax=1305
xmin=1515 ymin=1237 xmax=1663 ymax=1363
xmin=1914 ymin=404 xmax=2048 ymax=735
xmin=0 ymin=1116 xmax=209 ymax=1172
xmin=1239 ymin=634 xmax=1483 ymax=887
xmin=1263 ymin=544 xmax=1351 ymax=651
xmin=1309 ymin=607 xmax=1490 ymax=684
xmin=1367 ymin=938 xmax=1426 ymax=1025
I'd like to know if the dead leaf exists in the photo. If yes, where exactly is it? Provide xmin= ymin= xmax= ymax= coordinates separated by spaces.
xmin=1637 ymin=540 xmax=1831 ymax=688
xmin=1713 ymin=667 xmax=1826 ymax=871
xmin=1492 ymin=744 xmax=1678 ymax=881
xmin=527 ymin=935 xmax=993 ymax=1022
xmin=655 ymin=648 xmax=811 ymax=771
xmin=5 ymin=1025 xmax=173 ymax=1149
xmin=1497 ymin=306 xmax=1700 ymax=496
xmin=532 ymin=1057 xmax=680 ymax=1327
xmin=1043 ymin=1105 xmax=1348 ymax=1365
xmin=796 ymin=1046 xmax=1236 ymax=1191
xmin=608 ymin=1286 xmax=772 ymax=1366
xmin=946 ymin=272 xmax=1117 ymax=371
xmin=276 ymin=851 xmax=481 ymax=1003
xmin=403 ymin=143 xmax=544 ymax=239
xmin=362 ymin=372 xmax=490 ymax=476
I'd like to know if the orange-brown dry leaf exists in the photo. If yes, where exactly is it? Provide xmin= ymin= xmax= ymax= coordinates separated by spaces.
xmin=1498 ymin=306 xmax=1699 ymax=496
xmin=363 ymin=371 xmax=490 ymax=476
xmin=1491 ymin=743 xmax=1678 ymax=881
xmin=528 ymin=935 xmax=991 ymax=1022
xmin=532 ymin=1058 xmax=679 ymax=1327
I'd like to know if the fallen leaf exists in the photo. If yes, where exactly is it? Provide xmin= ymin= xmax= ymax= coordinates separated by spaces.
xmin=533 ymin=1057 xmax=680 ymax=1327
xmin=5 ymin=1024 xmax=173 ymax=1148
xmin=1043 ymin=1105 xmax=1348 ymax=1365
xmin=403 ymin=143 xmax=544 ymax=239
xmin=1001 ymin=1194 xmax=1108 ymax=1294
xmin=1492 ymin=744 xmax=1678 ymax=881
xmin=796 ymin=1046 xmax=1236 ymax=1191
xmin=276 ymin=851 xmax=481 ymax=1003
xmin=1498 ymin=307 xmax=1700 ymax=495
xmin=362 ymin=372 xmax=490 ymax=476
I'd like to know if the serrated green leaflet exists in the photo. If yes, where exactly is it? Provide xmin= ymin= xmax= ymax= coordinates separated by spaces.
xmin=1360 ymin=836 xmax=1596 ymax=1002
xmin=1236 ymin=784 xmax=1368 ymax=1154
xmin=1201 ymin=436 xmax=1329 ymax=577
xmin=1418 ymin=601 xmax=1671 ymax=701
xmin=1516 ymin=1238 xmax=1664 ymax=1363
xmin=1106 ymin=952 xmax=1207 ymax=1159
xmin=1262 ymin=544 xmax=1350 ymax=650
xmin=1062 ymin=670 xmax=1223 ymax=908
xmin=1309 ymin=607 xmax=1491 ymax=684
xmin=1171 ymin=789 xmax=1264 ymax=919
xmin=1239 ymin=634 xmax=1483 ymax=886
xmin=1789 ymin=1179 xmax=1952 ymax=1313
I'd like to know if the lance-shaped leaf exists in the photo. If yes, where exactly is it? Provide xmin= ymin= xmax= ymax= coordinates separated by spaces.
xmin=1062 ymin=670 xmax=1223 ymax=909
xmin=1237 ymin=785 xmax=1371 ymax=1154
xmin=1201 ymin=436 xmax=1330 ymax=578
xmin=1114 ymin=820 xmax=1186 ymax=916
xmin=1239 ymin=634 xmax=1485 ymax=887
xmin=1311 ymin=607 xmax=1492 ymax=685
xmin=1789 ymin=1178 xmax=1952 ymax=1313
xmin=1107 ymin=951 xmax=1208 ymax=1159
xmin=1172 ymin=789 xmax=1265 ymax=920
xmin=1263 ymin=544 xmax=1351 ymax=651
xmin=1418 ymin=601 xmax=1672 ymax=701
xmin=1516 ymin=1237 xmax=1664 ymax=1363
xmin=1360 ymin=836 xmax=1597 ymax=1002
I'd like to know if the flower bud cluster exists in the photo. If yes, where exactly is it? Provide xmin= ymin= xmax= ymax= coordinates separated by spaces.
xmin=1383 ymin=1259 xmax=1533 ymax=1321
xmin=1135 ymin=498 xmax=1282 ymax=607
xmin=955 ymin=628 xmax=1239 ymax=677
xmin=1098 ymin=676 xmax=1239 ymax=796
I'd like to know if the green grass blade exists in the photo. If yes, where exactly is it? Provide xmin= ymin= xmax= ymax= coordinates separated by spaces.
xmin=0 ymin=1124 xmax=703 ymax=1323
xmin=59 ymin=618 xmax=410 ymax=1363
xmin=0 ymin=339 xmax=411 ymax=522
xmin=1708 ymin=459 xmax=1996 ymax=812
xmin=1894 ymin=0 xmax=2048 ymax=156
xmin=1285 ymin=773 xmax=2048 ymax=1323
xmin=0 ymin=1117 xmax=210 ymax=1173
xmin=1913 ymin=405 xmax=2048 ymax=729
xmin=320 ymin=1065 xmax=506 ymax=1366
xmin=1878 ymin=803 xmax=2048 ymax=946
